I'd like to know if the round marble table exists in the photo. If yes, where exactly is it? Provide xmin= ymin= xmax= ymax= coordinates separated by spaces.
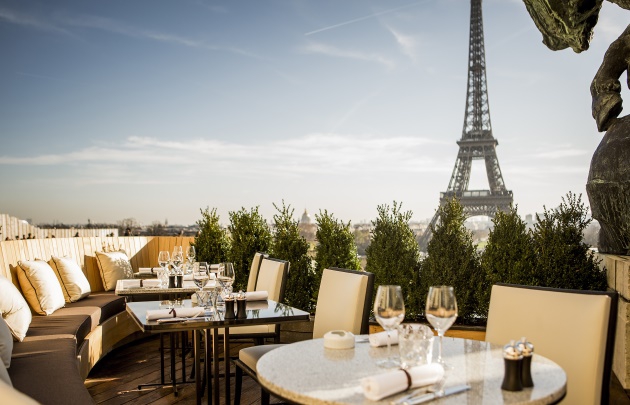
xmin=256 ymin=337 xmax=566 ymax=404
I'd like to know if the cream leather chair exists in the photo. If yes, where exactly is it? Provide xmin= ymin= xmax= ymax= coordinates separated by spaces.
xmin=213 ymin=256 xmax=289 ymax=343
xmin=246 ymin=252 xmax=268 ymax=293
xmin=233 ymin=267 xmax=375 ymax=405
xmin=486 ymin=283 xmax=617 ymax=405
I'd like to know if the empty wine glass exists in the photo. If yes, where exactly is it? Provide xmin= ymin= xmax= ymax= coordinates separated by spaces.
xmin=218 ymin=262 xmax=235 ymax=296
xmin=157 ymin=251 xmax=170 ymax=287
xmin=193 ymin=266 xmax=210 ymax=306
xmin=171 ymin=248 xmax=183 ymax=274
xmin=373 ymin=285 xmax=405 ymax=368
xmin=425 ymin=286 xmax=458 ymax=367
xmin=186 ymin=246 xmax=196 ymax=265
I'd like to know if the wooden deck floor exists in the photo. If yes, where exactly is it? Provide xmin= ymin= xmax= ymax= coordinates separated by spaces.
xmin=85 ymin=335 xmax=274 ymax=405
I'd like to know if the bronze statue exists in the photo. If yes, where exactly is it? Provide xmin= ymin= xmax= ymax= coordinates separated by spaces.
xmin=523 ymin=0 xmax=630 ymax=254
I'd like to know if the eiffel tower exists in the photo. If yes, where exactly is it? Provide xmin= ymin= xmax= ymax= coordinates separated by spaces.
xmin=420 ymin=0 xmax=513 ymax=250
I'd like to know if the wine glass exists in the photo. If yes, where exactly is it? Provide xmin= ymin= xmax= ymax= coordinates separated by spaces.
xmin=218 ymin=262 xmax=235 ymax=296
xmin=193 ymin=267 xmax=210 ymax=307
xmin=171 ymin=248 xmax=183 ymax=274
xmin=425 ymin=286 xmax=458 ymax=367
xmin=186 ymin=246 xmax=196 ymax=265
xmin=373 ymin=285 xmax=405 ymax=368
xmin=157 ymin=251 xmax=170 ymax=287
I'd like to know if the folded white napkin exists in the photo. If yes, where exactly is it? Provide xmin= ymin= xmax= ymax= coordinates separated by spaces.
xmin=183 ymin=274 xmax=193 ymax=281
xmin=146 ymin=307 xmax=205 ymax=321
xmin=361 ymin=363 xmax=444 ymax=401
xmin=182 ymin=280 xmax=196 ymax=289
xmin=245 ymin=291 xmax=268 ymax=301
xmin=139 ymin=267 xmax=161 ymax=274
xmin=369 ymin=330 xmax=399 ymax=347
xmin=120 ymin=279 xmax=162 ymax=289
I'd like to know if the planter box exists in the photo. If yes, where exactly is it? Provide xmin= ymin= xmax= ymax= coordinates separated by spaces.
xmin=280 ymin=318 xmax=486 ymax=343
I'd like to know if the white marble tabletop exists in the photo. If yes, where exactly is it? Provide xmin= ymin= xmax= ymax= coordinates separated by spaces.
xmin=256 ymin=336 xmax=566 ymax=404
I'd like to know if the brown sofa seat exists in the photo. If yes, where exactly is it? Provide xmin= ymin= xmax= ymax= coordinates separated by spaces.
xmin=9 ymin=338 xmax=95 ymax=404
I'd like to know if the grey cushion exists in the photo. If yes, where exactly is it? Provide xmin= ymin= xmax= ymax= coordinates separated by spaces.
xmin=0 ymin=317 xmax=12 ymax=368
xmin=0 ymin=361 xmax=11 ymax=387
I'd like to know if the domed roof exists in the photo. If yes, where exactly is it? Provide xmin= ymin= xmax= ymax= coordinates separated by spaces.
xmin=300 ymin=209 xmax=311 ymax=224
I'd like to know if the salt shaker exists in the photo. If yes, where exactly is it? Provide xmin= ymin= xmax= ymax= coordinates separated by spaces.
xmin=224 ymin=295 xmax=236 ymax=319
xmin=517 ymin=337 xmax=534 ymax=387
xmin=501 ymin=340 xmax=523 ymax=391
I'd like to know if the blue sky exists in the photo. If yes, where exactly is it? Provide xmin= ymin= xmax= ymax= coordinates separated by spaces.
xmin=0 ymin=0 xmax=628 ymax=226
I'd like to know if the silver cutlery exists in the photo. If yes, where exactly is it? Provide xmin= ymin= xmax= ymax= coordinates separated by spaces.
xmin=399 ymin=384 xmax=470 ymax=405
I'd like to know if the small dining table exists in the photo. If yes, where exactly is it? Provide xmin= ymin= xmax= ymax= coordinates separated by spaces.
xmin=126 ymin=299 xmax=310 ymax=405
xmin=256 ymin=336 xmax=567 ymax=404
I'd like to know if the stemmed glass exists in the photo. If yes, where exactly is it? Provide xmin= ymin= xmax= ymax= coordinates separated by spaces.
xmin=186 ymin=245 xmax=196 ymax=262
xmin=193 ymin=266 xmax=210 ymax=307
xmin=157 ymin=251 xmax=170 ymax=287
xmin=373 ymin=285 xmax=405 ymax=368
xmin=425 ymin=286 xmax=458 ymax=367
xmin=218 ymin=262 xmax=235 ymax=296
xmin=171 ymin=247 xmax=184 ymax=274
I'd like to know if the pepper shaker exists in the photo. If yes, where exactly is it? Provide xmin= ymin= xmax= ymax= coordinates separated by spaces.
xmin=517 ymin=337 xmax=534 ymax=387
xmin=224 ymin=295 xmax=236 ymax=319
xmin=501 ymin=340 xmax=523 ymax=391
xmin=236 ymin=291 xmax=247 ymax=319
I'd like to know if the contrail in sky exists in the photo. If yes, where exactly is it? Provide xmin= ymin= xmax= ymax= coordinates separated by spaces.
xmin=304 ymin=0 xmax=428 ymax=36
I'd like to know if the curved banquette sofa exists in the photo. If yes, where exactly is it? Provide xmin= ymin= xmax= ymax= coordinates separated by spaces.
xmin=0 ymin=236 xmax=194 ymax=404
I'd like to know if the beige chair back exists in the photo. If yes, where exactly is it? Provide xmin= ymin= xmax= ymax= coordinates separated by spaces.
xmin=486 ymin=284 xmax=617 ymax=405
xmin=246 ymin=252 xmax=268 ymax=293
xmin=313 ymin=267 xmax=374 ymax=339
xmin=254 ymin=257 xmax=288 ymax=302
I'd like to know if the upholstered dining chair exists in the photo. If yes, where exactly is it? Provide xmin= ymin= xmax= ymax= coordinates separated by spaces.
xmin=246 ymin=252 xmax=268 ymax=293
xmin=212 ymin=256 xmax=289 ymax=344
xmin=233 ymin=267 xmax=375 ymax=405
xmin=486 ymin=283 xmax=617 ymax=405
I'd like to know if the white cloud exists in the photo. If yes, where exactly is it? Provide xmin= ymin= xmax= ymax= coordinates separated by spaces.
xmin=0 ymin=7 xmax=73 ymax=36
xmin=386 ymin=26 xmax=418 ymax=64
xmin=0 ymin=134 xmax=448 ymax=186
xmin=299 ymin=42 xmax=395 ymax=69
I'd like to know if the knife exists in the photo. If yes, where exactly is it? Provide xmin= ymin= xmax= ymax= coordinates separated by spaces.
xmin=402 ymin=384 xmax=470 ymax=405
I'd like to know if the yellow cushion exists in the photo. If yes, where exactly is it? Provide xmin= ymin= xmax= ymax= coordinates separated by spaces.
xmin=255 ymin=259 xmax=286 ymax=301
xmin=49 ymin=256 xmax=91 ymax=303
xmin=0 ymin=276 xmax=31 ymax=341
xmin=486 ymin=285 xmax=611 ymax=405
xmin=17 ymin=260 xmax=65 ymax=316
xmin=95 ymin=251 xmax=132 ymax=291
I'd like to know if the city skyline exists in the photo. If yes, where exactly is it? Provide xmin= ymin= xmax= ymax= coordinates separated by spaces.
xmin=1 ymin=0 xmax=628 ymax=226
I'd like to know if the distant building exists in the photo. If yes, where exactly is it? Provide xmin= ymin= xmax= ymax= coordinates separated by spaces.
xmin=300 ymin=209 xmax=312 ymax=225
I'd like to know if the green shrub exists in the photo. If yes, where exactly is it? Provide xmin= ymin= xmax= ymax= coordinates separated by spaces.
xmin=314 ymin=210 xmax=361 ymax=301
xmin=365 ymin=202 xmax=421 ymax=318
xmin=479 ymin=205 xmax=536 ymax=318
xmin=271 ymin=202 xmax=315 ymax=312
xmin=532 ymin=192 xmax=607 ymax=291
xmin=421 ymin=198 xmax=481 ymax=324
xmin=228 ymin=206 xmax=272 ymax=291
xmin=192 ymin=207 xmax=230 ymax=265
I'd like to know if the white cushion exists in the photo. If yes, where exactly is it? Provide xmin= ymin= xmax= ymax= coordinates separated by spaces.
xmin=0 ymin=275 xmax=32 ymax=341
xmin=313 ymin=268 xmax=369 ymax=339
xmin=95 ymin=251 xmax=132 ymax=291
xmin=17 ymin=260 xmax=65 ymax=316
xmin=0 ymin=317 xmax=12 ymax=369
xmin=49 ymin=256 xmax=91 ymax=302
xmin=240 ymin=343 xmax=285 ymax=370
